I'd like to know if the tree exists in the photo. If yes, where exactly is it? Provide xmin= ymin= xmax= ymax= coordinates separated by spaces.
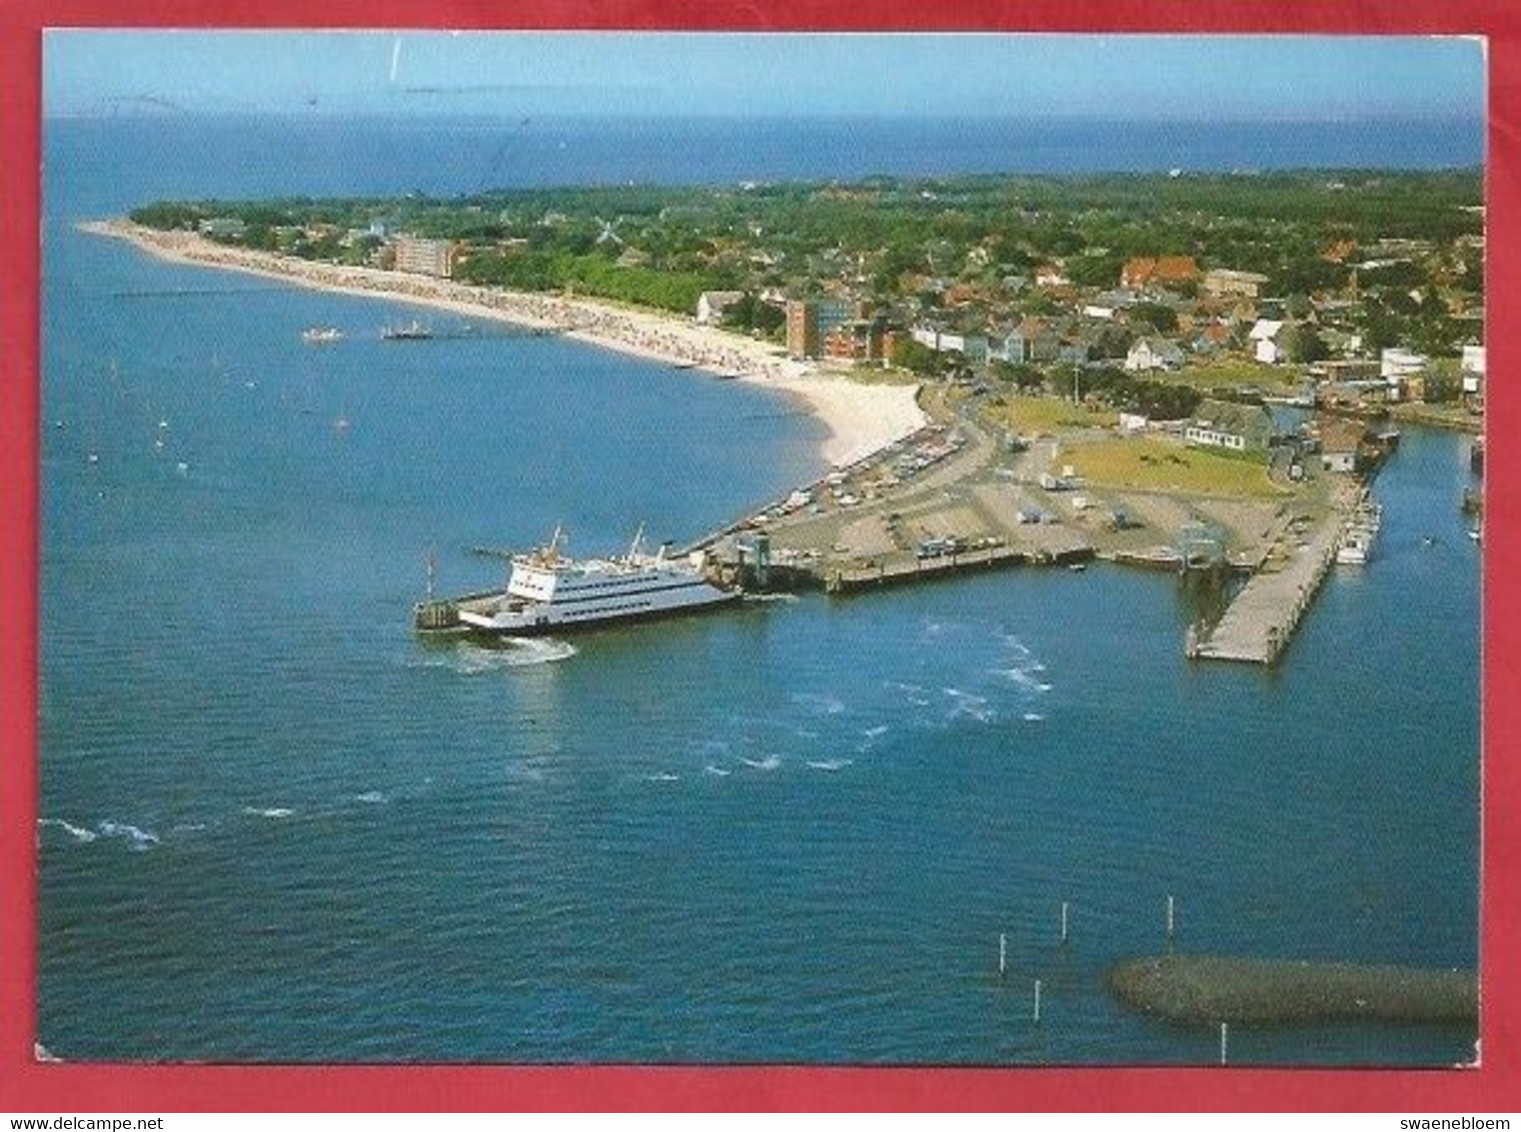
xmin=1285 ymin=325 xmax=1330 ymax=365
xmin=991 ymin=360 xmax=1046 ymax=392
xmin=892 ymin=338 xmax=939 ymax=375
xmin=1423 ymin=370 xmax=1461 ymax=404
xmin=1130 ymin=302 xmax=1179 ymax=334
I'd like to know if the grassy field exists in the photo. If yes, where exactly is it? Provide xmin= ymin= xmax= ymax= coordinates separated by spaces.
xmin=982 ymin=395 xmax=1118 ymax=434
xmin=1062 ymin=435 xmax=1290 ymax=499
xmin=1166 ymin=358 xmax=1305 ymax=392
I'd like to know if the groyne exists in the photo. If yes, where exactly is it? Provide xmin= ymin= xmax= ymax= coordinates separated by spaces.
xmin=1108 ymin=954 xmax=1476 ymax=1026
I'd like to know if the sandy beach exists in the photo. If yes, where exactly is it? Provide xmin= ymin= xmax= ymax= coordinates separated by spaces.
xmin=79 ymin=220 xmax=926 ymax=468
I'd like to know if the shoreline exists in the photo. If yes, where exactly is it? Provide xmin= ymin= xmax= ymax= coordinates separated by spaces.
xmin=78 ymin=219 xmax=927 ymax=468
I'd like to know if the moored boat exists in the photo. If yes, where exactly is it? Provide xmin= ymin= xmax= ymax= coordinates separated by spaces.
xmin=382 ymin=319 xmax=433 ymax=341
xmin=1336 ymin=499 xmax=1382 ymax=566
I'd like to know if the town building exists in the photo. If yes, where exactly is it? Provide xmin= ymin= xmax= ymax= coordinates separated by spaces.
xmin=996 ymin=318 xmax=1060 ymax=364
xmin=696 ymin=290 xmax=746 ymax=325
xmin=1185 ymin=399 xmax=1275 ymax=454
xmin=1249 ymin=319 xmax=1288 ymax=364
xmin=1203 ymin=268 xmax=1271 ymax=299
xmin=1381 ymin=348 xmax=1428 ymax=380
xmin=786 ymin=298 xmax=854 ymax=360
xmin=1318 ymin=418 xmax=1367 ymax=473
xmin=392 ymin=235 xmax=459 ymax=278
xmin=822 ymin=319 xmax=890 ymax=363
xmin=1120 ymin=256 xmax=1200 ymax=292
xmin=1462 ymin=344 xmax=1486 ymax=399
xmin=1124 ymin=337 xmax=1186 ymax=372
xmin=199 ymin=217 xmax=247 ymax=240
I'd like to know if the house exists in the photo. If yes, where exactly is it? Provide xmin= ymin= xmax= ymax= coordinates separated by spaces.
xmin=1462 ymin=345 xmax=1486 ymax=397
xmin=1322 ymin=239 xmax=1358 ymax=264
xmin=1249 ymin=319 xmax=1287 ymax=364
xmin=1203 ymin=268 xmax=1271 ymax=299
xmin=695 ymin=290 xmax=746 ymax=325
xmin=1380 ymin=348 xmax=1427 ymax=380
xmin=909 ymin=325 xmax=988 ymax=363
xmin=1185 ymin=399 xmax=1275 ymax=455
xmin=1121 ymin=256 xmax=1200 ymax=292
xmin=997 ymin=318 xmax=1060 ymax=363
xmin=1319 ymin=418 xmax=1365 ymax=473
xmin=1193 ymin=322 xmax=1234 ymax=355
xmin=1035 ymin=263 xmax=1069 ymax=288
xmin=199 ymin=217 xmax=247 ymax=240
xmin=1124 ymin=337 xmax=1186 ymax=372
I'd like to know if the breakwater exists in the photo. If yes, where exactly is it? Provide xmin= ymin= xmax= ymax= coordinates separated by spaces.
xmin=1108 ymin=955 xmax=1476 ymax=1026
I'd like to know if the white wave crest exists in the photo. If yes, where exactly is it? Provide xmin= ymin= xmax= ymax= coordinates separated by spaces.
xmin=740 ymin=755 xmax=782 ymax=771
xmin=791 ymin=692 xmax=845 ymax=715
xmin=862 ymin=724 xmax=889 ymax=738
xmin=409 ymin=637 xmax=577 ymax=674
xmin=38 ymin=818 xmax=97 ymax=843
xmin=943 ymin=688 xmax=995 ymax=723
xmin=1022 ymin=712 xmax=1046 ymax=722
xmin=96 ymin=821 xmax=160 ymax=849
xmin=243 ymin=806 xmax=294 ymax=819
xmin=644 ymin=772 xmax=681 ymax=783
xmin=703 ymin=765 xmax=731 ymax=777
xmin=353 ymin=791 xmax=388 ymax=804
xmin=806 ymin=758 xmax=853 ymax=772
xmin=993 ymin=666 xmax=1053 ymax=693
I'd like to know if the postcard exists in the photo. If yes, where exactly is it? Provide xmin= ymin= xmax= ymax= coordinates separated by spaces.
xmin=12 ymin=23 xmax=1502 ymax=1111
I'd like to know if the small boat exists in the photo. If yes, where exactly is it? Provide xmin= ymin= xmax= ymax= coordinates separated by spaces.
xmin=1336 ymin=499 xmax=1382 ymax=566
xmin=382 ymin=320 xmax=433 ymax=341
xmin=302 ymin=326 xmax=344 ymax=344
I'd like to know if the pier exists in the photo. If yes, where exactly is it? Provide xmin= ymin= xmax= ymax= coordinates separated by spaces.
xmin=1187 ymin=513 xmax=1342 ymax=665
xmin=824 ymin=542 xmax=1093 ymax=594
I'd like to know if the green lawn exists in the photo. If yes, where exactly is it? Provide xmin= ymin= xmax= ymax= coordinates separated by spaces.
xmin=982 ymin=395 xmax=1118 ymax=434
xmin=1063 ymin=436 xmax=1290 ymax=499
xmin=1166 ymin=359 xmax=1304 ymax=391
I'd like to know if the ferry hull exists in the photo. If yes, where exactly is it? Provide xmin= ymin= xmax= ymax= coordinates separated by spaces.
xmin=456 ymin=590 xmax=742 ymax=637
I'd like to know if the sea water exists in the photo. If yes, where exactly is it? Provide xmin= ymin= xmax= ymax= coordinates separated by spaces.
xmin=36 ymin=115 xmax=1480 ymax=1064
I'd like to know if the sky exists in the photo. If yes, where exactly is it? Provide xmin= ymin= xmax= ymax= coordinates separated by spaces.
xmin=43 ymin=32 xmax=1485 ymax=121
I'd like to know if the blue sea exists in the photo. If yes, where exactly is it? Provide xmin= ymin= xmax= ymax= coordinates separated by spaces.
xmin=37 ymin=114 xmax=1481 ymax=1065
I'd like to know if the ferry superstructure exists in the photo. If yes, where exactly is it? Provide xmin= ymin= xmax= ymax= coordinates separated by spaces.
xmin=454 ymin=527 xmax=738 ymax=635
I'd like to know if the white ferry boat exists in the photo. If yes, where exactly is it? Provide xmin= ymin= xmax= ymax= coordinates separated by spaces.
xmin=455 ymin=526 xmax=738 ymax=635
xmin=301 ymin=326 xmax=344 ymax=344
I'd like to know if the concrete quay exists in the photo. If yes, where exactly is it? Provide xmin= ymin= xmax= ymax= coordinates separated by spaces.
xmin=1188 ymin=513 xmax=1343 ymax=665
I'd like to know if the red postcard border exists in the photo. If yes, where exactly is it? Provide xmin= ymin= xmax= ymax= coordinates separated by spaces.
xmin=2 ymin=0 xmax=1517 ymax=1113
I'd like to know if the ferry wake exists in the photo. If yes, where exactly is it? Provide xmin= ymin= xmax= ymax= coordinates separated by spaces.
xmin=450 ymin=526 xmax=739 ymax=635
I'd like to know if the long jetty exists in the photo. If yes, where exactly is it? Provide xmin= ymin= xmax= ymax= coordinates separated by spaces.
xmin=1188 ymin=516 xmax=1342 ymax=665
